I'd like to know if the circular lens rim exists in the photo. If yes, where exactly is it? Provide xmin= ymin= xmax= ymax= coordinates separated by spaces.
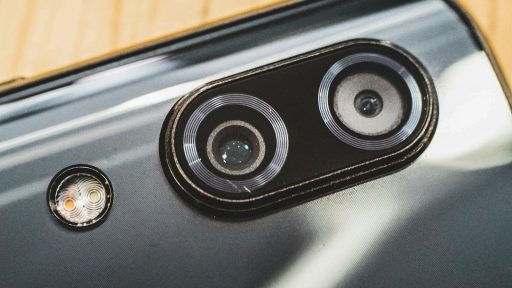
xmin=182 ymin=94 xmax=289 ymax=194
xmin=318 ymin=52 xmax=423 ymax=150
xmin=207 ymin=120 xmax=266 ymax=176
xmin=47 ymin=165 xmax=113 ymax=230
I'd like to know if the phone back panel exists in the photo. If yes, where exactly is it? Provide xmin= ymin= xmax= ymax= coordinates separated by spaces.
xmin=1 ymin=1 xmax=511 ymax=287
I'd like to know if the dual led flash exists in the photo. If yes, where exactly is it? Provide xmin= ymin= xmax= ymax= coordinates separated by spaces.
xmin=48 ymin=165 xmax=113 ymax=230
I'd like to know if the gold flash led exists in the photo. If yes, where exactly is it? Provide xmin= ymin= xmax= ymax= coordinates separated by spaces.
xmin=48 ymin=165 xmax=113 ymax=229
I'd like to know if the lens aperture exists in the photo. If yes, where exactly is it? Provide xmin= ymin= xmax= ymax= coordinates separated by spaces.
xmin=207 ymin=120 xmax=266 ymax=176
xmin=354 ymin=90 xmax=383 ymax=118
xmin=219 ymin=137 xmax=253 ymax=167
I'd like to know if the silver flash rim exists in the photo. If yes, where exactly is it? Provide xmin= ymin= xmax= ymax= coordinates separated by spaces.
xmin=318 ymin=52 xmax=423 ymax=150
xmin=183 ymin=94 xmax=289 ymax=193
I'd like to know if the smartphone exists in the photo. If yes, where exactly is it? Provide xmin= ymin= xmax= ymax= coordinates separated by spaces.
xmin=1 ymin=0 xmax=511 ymax=287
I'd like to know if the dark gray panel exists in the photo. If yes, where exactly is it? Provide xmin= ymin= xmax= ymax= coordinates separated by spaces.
xmin=0 ymin=1 xmax=510 ymax=287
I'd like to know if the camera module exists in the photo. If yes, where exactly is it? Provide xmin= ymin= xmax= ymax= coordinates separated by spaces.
xmin=161 ymin=40 xmax=437 ymax=215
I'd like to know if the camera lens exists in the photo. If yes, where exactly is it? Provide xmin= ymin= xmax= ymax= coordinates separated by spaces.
xmin=181 ymin=93 xmax=288 ymax=193
xmin=207 ymin=120 xmax=266 ymax=176
xmin=219 ymin=138 xmax=252 ymax=167
xmin=333 ymin=72 xmax=405 ymax=137
xmin=319 ymin=52 xmax=423 ymax=150
xmin=354 ymin=90 xmax=383 ymax=118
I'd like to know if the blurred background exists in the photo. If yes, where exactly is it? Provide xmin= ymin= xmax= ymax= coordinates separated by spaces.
xmin=0 ymin=0 xmax=510 ymax=86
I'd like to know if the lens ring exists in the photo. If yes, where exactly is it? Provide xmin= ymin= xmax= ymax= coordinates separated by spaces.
xmin=206 ymin=120 xmax=266 ymax=176
xmin=318 ymin=52 xmax=422 ymax=150
xmin=183 ymin=94 xmax=288 ymax=193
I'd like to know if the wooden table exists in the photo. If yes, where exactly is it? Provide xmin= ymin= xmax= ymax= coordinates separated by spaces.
xmin=0 ymin=0 xmax=510 ymax=86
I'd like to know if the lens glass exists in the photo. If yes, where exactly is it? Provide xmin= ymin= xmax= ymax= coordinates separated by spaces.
xmin=207 ymin=120 xmax=266 ymax=176
xmin=333 ymin=72 xmax=405 ymax=137
xmin=218 ymin=136 xmax=253 ymax=167
xmin=354 ymin=90 xmax=383 ymax=118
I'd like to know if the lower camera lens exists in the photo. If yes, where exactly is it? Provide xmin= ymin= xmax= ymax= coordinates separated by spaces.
xmin=180 ymin=93 xmax=288 ymax=193
xmin=207 ymin=120 xmax=266 ymax=176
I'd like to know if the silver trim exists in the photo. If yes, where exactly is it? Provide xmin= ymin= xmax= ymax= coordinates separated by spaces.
xmin=318 ymin=52 xmax=422 ymax=150
xmin=183 ymin=94 xmax=288 ymax=193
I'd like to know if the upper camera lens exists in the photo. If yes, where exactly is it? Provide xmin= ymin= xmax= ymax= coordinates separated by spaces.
xmin=354 ymin=90 xmax=383 ymax=118
xmin=180 ymin=93 xmax=289 ymax=193
xmin=333 ymin=72 xmax=405 ymax=137
xmin=207 ymin=120 xmax=266 ymax=176
xmin=319 ymin=52 xmax=423 ymax=150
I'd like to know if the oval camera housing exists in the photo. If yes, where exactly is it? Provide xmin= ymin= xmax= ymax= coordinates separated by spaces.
xmin=160 ymin=39 xmax=438 ymax=216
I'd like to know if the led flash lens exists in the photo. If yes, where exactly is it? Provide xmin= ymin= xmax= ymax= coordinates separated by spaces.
xmin=64 ymin=199 xmax=75 ymax=210
xmin=89 ymin=191 xmax=100 ymax=202
xmin=48 ymin=165 xmax=112 ymax=229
